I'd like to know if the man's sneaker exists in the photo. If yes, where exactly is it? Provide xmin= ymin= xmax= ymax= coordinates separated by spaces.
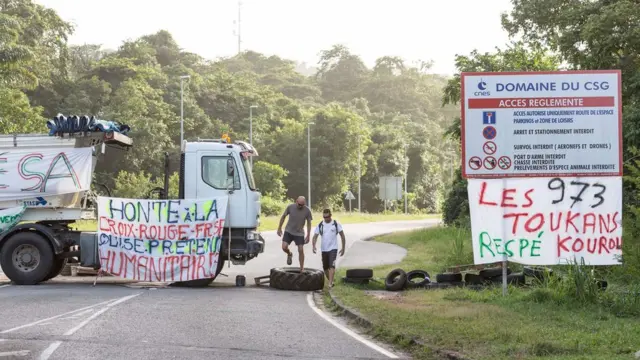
xmin=286 ymin=252 xmax=292 ymax=265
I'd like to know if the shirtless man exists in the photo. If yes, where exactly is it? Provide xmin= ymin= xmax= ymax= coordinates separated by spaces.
xmin=277 ymin=196 xmax=313 ymax=272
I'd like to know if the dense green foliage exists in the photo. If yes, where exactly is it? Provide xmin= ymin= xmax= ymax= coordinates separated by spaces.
xmin=0 ymin=0 xmax=457 ymax=213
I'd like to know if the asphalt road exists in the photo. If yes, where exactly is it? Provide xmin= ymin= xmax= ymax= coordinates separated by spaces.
xmin=0 ymin=219 xmax=439 ymax=360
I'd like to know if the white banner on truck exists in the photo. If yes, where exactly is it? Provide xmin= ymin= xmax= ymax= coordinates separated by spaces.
xmin=0 ymin=147 xmax=93 ymax=201
xmin=0 ymin=205 xmax=27 ymax=234
xmin=97 ymin=196 xmax=229 ymax=282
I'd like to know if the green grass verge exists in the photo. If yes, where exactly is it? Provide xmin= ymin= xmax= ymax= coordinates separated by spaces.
xmin=71 ymin=212 xmax=440 ymax=232
xmin=328 ymin=226 xmax=640 ymax=360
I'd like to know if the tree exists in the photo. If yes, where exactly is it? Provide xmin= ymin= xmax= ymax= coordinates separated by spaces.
xmin=440 ymin=42 xmax=561 ymax=226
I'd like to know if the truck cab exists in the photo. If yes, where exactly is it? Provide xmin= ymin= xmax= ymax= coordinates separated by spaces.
xmin=178 ymin=138 xmax=264 ymax=266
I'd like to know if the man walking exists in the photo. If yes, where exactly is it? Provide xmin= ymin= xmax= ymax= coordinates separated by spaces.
xmin=312 ymin=209 xmax=345 ymax=288
xmin=277 ymin=196 xmax=313 ymax=272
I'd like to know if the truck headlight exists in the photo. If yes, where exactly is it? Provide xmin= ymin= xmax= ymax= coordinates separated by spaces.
xmin=247 ymin=231 xmax=260 ymax=240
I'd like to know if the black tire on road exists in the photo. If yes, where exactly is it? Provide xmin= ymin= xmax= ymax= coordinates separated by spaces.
xmin=435 ymin=272 xmax=462 ymax=283
xmin=269 ymin=267 xmax=325 ymax=291
xmin=170 ymin=259 xmax=226 ymax=288
xmin=43 ymin=258 xmax=68 ymax=281
xmin=385 ymin=268 xmax=407 ymax=291
xmin=406 ymin=270 xmax=431 ymax=288
xmin=0 ymin=232 xmax=54 ymax=285
xmin=345 ymin=268 xmax=373 ymax=279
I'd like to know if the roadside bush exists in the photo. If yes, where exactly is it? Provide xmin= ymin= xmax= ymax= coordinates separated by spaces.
xmin=261 ymin=196 xmax=288 ymax=216
xmin=440 ymin=168 xmax=470 ymax=228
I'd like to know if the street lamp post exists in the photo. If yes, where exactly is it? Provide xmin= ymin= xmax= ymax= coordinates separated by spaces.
xmin=249 ymin=105 xmax=258 ymax=165
xmin=404 ymin=142 xmax=408 ymax=214
xmin=179 ymin=75 xmax=191 ymax=148
xmin=307 ymin=122 xmax=315 ymax=209
xmin=357 ymin=133 xmax=361 ymax=212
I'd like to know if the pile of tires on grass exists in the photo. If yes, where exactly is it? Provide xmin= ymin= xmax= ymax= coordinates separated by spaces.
xmin=342 ymin=265 xmax=608 ymax=292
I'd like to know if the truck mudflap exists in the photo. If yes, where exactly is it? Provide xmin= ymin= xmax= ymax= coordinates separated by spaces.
xmin=79 ymin=232 xmax=100 ymax=268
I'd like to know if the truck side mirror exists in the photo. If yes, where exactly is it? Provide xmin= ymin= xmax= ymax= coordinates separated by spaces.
xmin=227 ymin=158 xmax=234 ymax=177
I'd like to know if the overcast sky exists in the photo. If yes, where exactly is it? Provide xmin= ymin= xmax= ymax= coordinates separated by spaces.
xmin=35 ymin=0 xmax=513 ymax=75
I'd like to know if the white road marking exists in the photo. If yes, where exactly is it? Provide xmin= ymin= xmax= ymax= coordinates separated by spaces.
xmin=0 ymin=350 xmax=29 ymax=357
xmin=39 ymin=293 xmax=141 ymax=360
xmin=1 ymin=298 xmax=117 ymax=334
xmin=60 ymin=308 xmax=94 ymax=320
xmin=38 ymin=342 xmax=61 ymax=360
xmin=0 ymin=285 xmax=10 ymax=289
xmin=63 ymin=293 xmax=140 ymax=336
xmin=305 ymin=293 xmax=399 ymax=359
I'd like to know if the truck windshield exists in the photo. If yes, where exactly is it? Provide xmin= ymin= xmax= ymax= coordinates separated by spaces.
xmin=240 ymin=153 xmax=257 ymax=191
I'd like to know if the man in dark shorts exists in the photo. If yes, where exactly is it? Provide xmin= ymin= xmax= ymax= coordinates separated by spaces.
xmin=312 ymin=208 xmax=345 ymax=288
xmin=277 ymin=196 xmax=313 ymax=272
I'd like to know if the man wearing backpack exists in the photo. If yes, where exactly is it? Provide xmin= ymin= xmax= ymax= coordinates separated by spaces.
xmin=312 ymin=208 xmax=345 ymax=288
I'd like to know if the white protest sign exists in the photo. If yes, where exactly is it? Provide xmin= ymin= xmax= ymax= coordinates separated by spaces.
xmin=97 ymin=196 xmax=228 ymax=282
xmin=468 ymin=177 xmax=622 ymax=266
xmin=0 ymin=147 xmax=93 ymax=201
xmin=461 ymin=70 xmax=622 ymax=179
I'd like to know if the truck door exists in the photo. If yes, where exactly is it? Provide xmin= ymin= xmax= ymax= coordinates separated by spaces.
xmin=195 ymin=151 xmax=247 ymax=228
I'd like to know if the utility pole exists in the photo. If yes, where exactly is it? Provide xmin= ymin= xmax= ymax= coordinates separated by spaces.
xmin=237 ymin=1 xmax=242 ymax=54
xmin=179 ymin=75 xmax=190 ymax=149
xmin=307 ymin=122 xmax=314 ymax=209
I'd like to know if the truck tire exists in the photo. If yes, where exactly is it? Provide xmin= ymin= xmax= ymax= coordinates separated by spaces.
xmin=170 ymin=259 xmax=226 ymax=288
xmin=0 ymin=232 xmax=54 ymax=285
xmin=43 ymin=258 xmax=68 ymax=281
xmin=269 ymin=267 xmax=324 ymax=291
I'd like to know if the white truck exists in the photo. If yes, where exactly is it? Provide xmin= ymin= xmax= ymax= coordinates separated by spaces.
xmin=0 ymin=124 xmax=265 ymax=286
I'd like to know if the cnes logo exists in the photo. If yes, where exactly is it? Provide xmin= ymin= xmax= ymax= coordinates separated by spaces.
xmin=474 ymin=79 xmax=490 ymax=96
xmin=23 ymin=197 xmax=47 ymax=206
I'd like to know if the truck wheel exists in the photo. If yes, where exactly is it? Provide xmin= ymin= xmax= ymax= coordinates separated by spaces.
xmin=170 ymin=259 xmax=226 ymax=288
xmin=43 ymin=258 xmax=68 ymax=281
xmin=269 ymin=267 xmax=324 ymax=291
xmin=0 ymin=232 xmax=54 ymax=285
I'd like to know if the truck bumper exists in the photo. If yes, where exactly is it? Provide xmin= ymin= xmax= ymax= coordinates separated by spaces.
xmin=226 ymin=232 xmax=265 ymax=265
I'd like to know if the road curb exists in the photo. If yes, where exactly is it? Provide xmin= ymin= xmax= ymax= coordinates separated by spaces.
xmin=328 ymin=289 xmax=470 ymax=360
xmin=327 ymin=289 xmax=373 ymax=328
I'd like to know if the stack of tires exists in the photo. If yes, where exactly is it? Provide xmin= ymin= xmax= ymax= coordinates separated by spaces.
xmin=342 ymin=269 xmax=374 ymax=285
xmin=433 ymin=267 xmax=526 ymax=288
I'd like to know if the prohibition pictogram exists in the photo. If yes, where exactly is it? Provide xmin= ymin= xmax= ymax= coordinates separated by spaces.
xmin=498 ymin=156 xmax=512 ymax=170
xmin=468 ymin=156 xmax=482 ymax=170
xmin=483 ymin=156 xmax=497 ymax=170
xmin=482 ymin=126 xmax=497 ymax=140
xmin=483 ymin=141 xmax=497 ymax=155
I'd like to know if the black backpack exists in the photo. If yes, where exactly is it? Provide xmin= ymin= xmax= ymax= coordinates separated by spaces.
xmin=318 ymin=220 xmax=339 ymax=235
